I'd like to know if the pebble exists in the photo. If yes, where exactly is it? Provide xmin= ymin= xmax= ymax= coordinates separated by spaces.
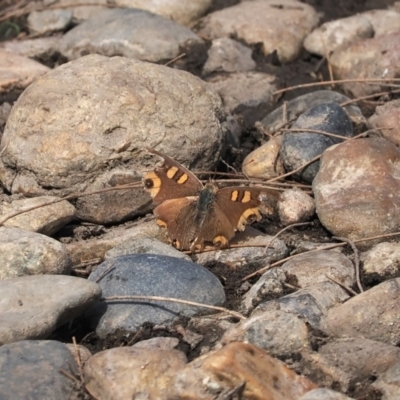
xmin=240 ymin=268 xmax=286 ymax=314
xmin=221 ymin=309 xmax=311 ymax=357
xmin=87 ymin=254 xmax=225 ymax=337
xmin=330 ymin=32 xmax=400 ymax=97
xmin=280 ymin=103 xmax=353 ymax=183
xmin=321 ymin=278 xmax=400 ymax=346
xmin=168 ymin=342 xmax=317 ymax=399
xmin=368 ymin=98 xmax=400 ymax=146
xmin=0 ymin=55 xmax=225 ymax=223
xmin=279 ymin=250 xmax=355 ymax=289
xmin=313 ymin=137 xmax=400 ymax=241
xmin=278 ymin=188 xmax=315 ymax=226
xmin=0 ymin=340 xmax=81 ymax=400
xmin=372 ymin=360 xmax=400 ymax=399
xmin=206 ymin=71 xmax=276 ymax=118
xmin=0 ymin=50 xmax=49 ymax=93
xmin=84 ymin=347 xmax=187 ymax=400
xmin=242 ymin=136 xmax=285 ymax=179
xmin=298 ymin=388 xmax=355 ymax=400
xmin=192 ymin=227 xmax=288 ymax=268
xmin=362 ymin=9 xmax=400 ymax=37
xmin=0 ymin=274 xmax=101 ymax=344
xmin=0 ymin=36 xmax=61 ymax=63
xmin=303 ymin=338 xmax=400 ymax=393
xmin=0 ymin=102 xmax=11 ymax=130
xmin=58 ymin=8 xmax=204 ymax=63
xmin=203 ymin=37 xmax=256 ymax=74
xmin=254 ymin=280 xmax=350 ymax=328
xmin=27 ymin=9 xmax=72 ymax=35
xmin=48 ymin=0 xmax=107 ymax=22
xmin=199 ymin=0 xmax=319 ymax=63
xmin=304 ymin=14 xmax=374 ymax=56
xmin=0 ymin=227 xmax=71 ymax=280
xmin=361 ymin=242 xmax=400 ymax=281
xmin=131 ymin=336 xmax=180 ymax=351
xmin=105 ymin=236 xmax=192 ymax=261
xmin=0 ymin=195 xmax=75 ymax=235
xmin=260 ymin=90 xmax=366 ymax=134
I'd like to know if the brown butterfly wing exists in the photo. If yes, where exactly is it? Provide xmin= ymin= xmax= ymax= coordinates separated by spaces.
xmin=153 ymin=198 xmax=200 ymax=250
xmin=143 ymin=148 xmax=203 ymax=204
xmin=214 ymin=187 xmax=279 ymax=232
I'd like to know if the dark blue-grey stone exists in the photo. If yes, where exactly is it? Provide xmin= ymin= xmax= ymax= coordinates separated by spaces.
xmin=87 ymin=254 xmax=226 ymax=337
xmin=0 ymin=340 xmax=79 ymax=400
xmin=260 ymin=90 xmax=365 ymax=133
xmin=280 ymin=102 xmax=353 ymax=183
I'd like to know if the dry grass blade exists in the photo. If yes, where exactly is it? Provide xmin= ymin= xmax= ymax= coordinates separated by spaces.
xmin=104 ymin=295 xmax=246 ymax=320
xmin=332 ymin=236 xmax=363 ymax=293
xmin=273 ymin=78 xmax=400 ymax=96
xmin=264 ymin=222 xmax=312 ymax=255
xmin=325 ymin=275 xmax=358 ymax=296
xmin=0 ymin=182 xmax=142 ymax=227
xmin=242 ymin=231 xmax=400 ymax=282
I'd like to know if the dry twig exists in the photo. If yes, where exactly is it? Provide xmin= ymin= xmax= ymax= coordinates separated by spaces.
xmin=332 ymin=236 xmax=363 ymax=293
xmin=103 ymin=295 xmax=246 ymax=320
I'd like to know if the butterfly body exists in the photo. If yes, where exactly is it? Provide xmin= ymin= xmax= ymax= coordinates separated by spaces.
xmin=144 ymin=148 xmax=279 ymax=252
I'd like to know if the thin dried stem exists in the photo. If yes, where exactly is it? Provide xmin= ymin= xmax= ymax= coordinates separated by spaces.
xmin=164 ymin=53 xmax=186 ymax=67
xmin=325 ymin=275 xmax=358 ymax=296
xmin=282 ymin=128 xmax=350 ymax=141
xmin=0 ymin=182 xmax=142 ymax=226
xmin=333 ymin=236 xmax=363 ymax=293
xmin=103 ymin=295 xmax=246 ymax=320
xmin=273 ymin=78 xmax=400 ymax=96
xmin=241 ymin=230 xmax=400 ymax=282
xmin=264 ymin=222 xmax=312 ymax=255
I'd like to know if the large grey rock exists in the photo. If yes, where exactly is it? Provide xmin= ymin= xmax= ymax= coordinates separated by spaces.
xmin=0 ymin=274 xmax=101 ymax=344
xmin=59 ymin=8 xmax=203 ymax=63
xmin=0 ymin=55 xmax=226 ymax=224
xmin=0 ymin=227 xmax=71 ymax=280
xmin=0 ymin=340 xmax=81 ymax=400
xmin=87 ymin=254 xmax=225 ymax=337
xmin=373 ymin=360 xmax=400 ymax=399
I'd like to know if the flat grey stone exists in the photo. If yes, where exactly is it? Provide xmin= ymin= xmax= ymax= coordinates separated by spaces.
xmin=59 ymin=8 xmax=203 ymax=63
xmin=105 ymin=236 xmax=191 ymax=262
xmin=0 ymin=340 xmax=80 ymax=400
xmin=87 ymin=254 xmax=225 ymax=337
xmin=0 ymin=274 xmax=101 ymax=344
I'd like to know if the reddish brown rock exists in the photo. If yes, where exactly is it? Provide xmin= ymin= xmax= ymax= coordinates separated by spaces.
xmin=330 ymin=32 xmax=400 ymax=97
xmin=84 ymin=347 xmax=187 ymax=400
xmin=0 ymin=50 xmax=49 ymax=93
xmin=313 ymin=137 xmax=400 ymax=242
xmin=168 ymin=342 xmax=317 ymax=399
xmin=368 ymin=99 xmax=400 ymax=146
